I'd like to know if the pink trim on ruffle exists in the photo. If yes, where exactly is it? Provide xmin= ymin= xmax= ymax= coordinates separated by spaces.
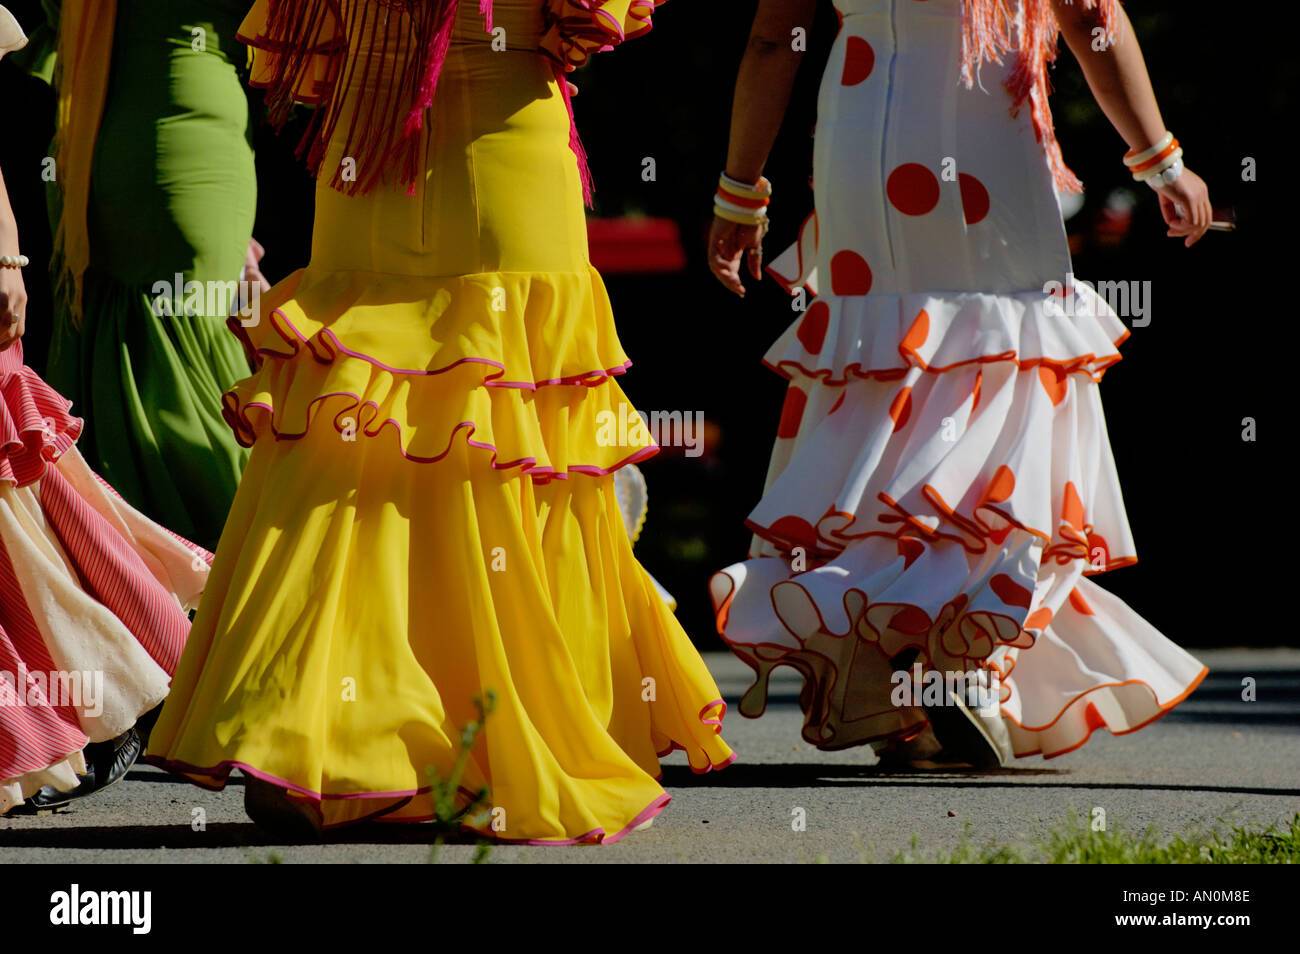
xmin=224 ymin=304 xmax=655 ymax=481
xmin=1 ymin=357 xmax=83 ymax=489
xmin=229 ymin=311 xmax=632 ymax=391
xmin=223 ymin=391 xmax=660 ymax=481
xmin=143 ymin=756 xmax=678 ymax=844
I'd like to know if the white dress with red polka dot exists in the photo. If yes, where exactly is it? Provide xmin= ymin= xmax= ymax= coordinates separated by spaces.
xmin=710 ymin=0 xmax=1206 ymax=757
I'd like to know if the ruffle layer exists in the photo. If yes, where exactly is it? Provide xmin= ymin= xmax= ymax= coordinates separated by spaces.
xmin=765 ymin=212 xmax=1128 ymax=384
xmin=712 ymin=547 xmax=1205 ymax=755
xmin=1 ymin=444 xmax=212 ymax=805
xmin=1 ymin=355 xmax=82 ymax=489
xmin=228 ymin=266 xmax=657 ymax=480
xmin=711 ymin=532 xmax=1046 ymax=748
xmin=764 ymin=283 xmax=1129 ymax=387
xmin=146 ymin=420 xmax=733 ymax=839
xmin=749 ymin=356 xmax=1138 ymax=573
xmin=540 ymin=0 xmax=661 ymax=70
xmin=237 ymin=0 xmax=345 ymax=107
xmin=1 ymin=751 xmax=86 ymax=817
xmin=987 ymin=579 xmax=1207 ymax=758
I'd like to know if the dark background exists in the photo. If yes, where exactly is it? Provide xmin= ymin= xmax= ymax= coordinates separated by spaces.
xmin=1 ymin=1 xmax=1290 ymax=649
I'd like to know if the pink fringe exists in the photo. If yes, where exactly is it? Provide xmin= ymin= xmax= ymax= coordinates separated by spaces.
xmin=557 ymin=62 xmax=595 ymax=208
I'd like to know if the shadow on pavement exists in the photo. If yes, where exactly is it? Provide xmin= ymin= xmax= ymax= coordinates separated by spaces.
xmin=0 ymin=822 xmax=479 ymax=851
xmin=660 ymin=763 xmax=1300 ymax=799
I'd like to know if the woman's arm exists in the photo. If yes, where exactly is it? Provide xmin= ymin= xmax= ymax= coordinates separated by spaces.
xmin=1053 ymin=0 xmax=1213 ymax=246
xmin=709 ymin=0 xmax=818 ymax=295
xmin=0 ymin=168 xmax=28 ymax=351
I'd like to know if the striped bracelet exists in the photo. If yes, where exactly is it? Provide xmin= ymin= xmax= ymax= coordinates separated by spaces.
xmin=715 ymin=172 xmax=771 ymax=227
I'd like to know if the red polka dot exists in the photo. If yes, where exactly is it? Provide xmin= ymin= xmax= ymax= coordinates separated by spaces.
xmin=990 ymin=573 xmax=1033 ymax=609
xmin=900 ymin=309 xmax=930 ymax=356
xmin=1084 ymin=702 xmax=1107 ymax=732
xmin=889 ymin=604 xmax=932 ymax=635
xmin=777 ymin=386 xmax=807 ymax=439
xmin=1062 ymin=481 xmax=1085 ymax=531
xmin=1087 ymin=532 xmax=1110 ymax=568
xmin=1024 ymin=608 xmax=1053 ymax=631
xmin=796 ymin=300 xmax=830 ymax=354
xmin=889 ymin=387 xmax=913 ymax=431
xmin=841 ymin=36 xmax=874 ymax=86
xmin=770 ymin=515 xmax=819 ymax=551
xmin=1038 ymin=364 xmax=1068 ymax=406
xmin=959 ymin=173 xmax=990 ymax=225
xmin=828 ymin=392 xmax=846 ymax=415
xmin=896 ymin=536 xmax=925 ymax=569
xmin=830 ymin=250 xmax=872 ymax=295
xmin=887 ymin=163 xmax=940 ymax=216
xmin=1068 ymin=587 xmax=1094 ymax=615
xmin=983 ymin=465 xmax=1015 ymax=504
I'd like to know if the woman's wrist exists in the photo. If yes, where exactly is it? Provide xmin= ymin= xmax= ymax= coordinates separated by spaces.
xmin=723 ymin=166 xmax=765 ymax=189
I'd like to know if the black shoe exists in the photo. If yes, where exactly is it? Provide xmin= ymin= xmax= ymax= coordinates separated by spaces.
xmin=134 ymin=703 xmax=164 ymax=749
xmin=4 ymin=727 xmax=142 ymax=816
xmin=243 ymin=776 xmax=323 ymax=841
xmin=4 ymin=785 xmax=77 ymax=815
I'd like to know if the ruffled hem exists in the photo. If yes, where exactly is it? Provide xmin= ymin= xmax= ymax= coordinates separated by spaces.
xmin=763 ymin=283 xmax=1128 ymax=387
xmin=0 ymin=751 xmax=86 ymax=816
xmin=1 ymin=357 xmax=82 ymax=489
xmin=746 ymin=359 xmax=1137 ymax=576
xmin=236 ymin=0 xmax=345 ymax=107
xmin=228 ymin=266 xmax=658 ymax=481
xmin=539 ymin=0 xmax=661 ymax=71
xmin=145 ymin=754 xmax=684 ymax=843
xmin=711 ymin=557 xmax=1207 ymax=756
xmin=765 ymin=213 xmax=1128 ymax=384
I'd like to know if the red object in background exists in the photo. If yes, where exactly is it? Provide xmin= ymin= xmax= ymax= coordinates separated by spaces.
xmin=587 ymin=216 xmax=687 ymax=274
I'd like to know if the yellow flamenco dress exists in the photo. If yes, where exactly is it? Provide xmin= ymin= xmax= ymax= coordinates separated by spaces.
xmin=146 ymin=0 xmax=734 ymax=842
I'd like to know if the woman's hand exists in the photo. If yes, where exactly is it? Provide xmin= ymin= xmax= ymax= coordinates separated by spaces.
xmin=0 ymin=265 xmax=27 ymax=352
xmin=1152 ymin=168 xmax=1212 ymax=247
xmin=707 ymin=216 xmax=764 ymax=297
xmin=243 ymin=236 xmax=271 ymax=293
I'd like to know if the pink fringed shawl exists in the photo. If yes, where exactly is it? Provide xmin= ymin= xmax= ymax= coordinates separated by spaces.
xmin=960 ymin=0 xmax=1120 ymax=193
xmin=243 ymin=0 xmax=494 ymax=196
xmin=241 ymin=0 xmax=662 ymax=204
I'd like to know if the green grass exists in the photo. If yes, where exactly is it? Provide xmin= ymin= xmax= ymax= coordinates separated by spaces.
xmin=427 ymin=691 xmax=496 ymax=865
xmin=879 ymin=813 xmax=1300 ymax=864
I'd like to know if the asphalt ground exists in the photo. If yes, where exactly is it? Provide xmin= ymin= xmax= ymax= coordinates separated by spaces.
xmin=2 ymin=648 xmax=1296 ymax=864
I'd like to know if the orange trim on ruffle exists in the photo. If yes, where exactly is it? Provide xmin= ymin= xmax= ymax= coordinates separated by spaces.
xmin=1008 ymin=666 xmax=1209 ymax=759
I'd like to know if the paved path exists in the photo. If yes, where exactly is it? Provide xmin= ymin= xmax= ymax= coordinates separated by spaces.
xmin=2 ymin=648 xmax=1297 ymax=863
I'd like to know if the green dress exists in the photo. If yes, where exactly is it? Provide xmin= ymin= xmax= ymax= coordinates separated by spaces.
xmin=42 ymin=0 xmax=255 ymax=550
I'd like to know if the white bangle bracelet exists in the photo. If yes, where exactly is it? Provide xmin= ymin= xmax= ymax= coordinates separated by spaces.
xmin=1133 ymin=147 xmax=1184 ymax=183
xmin=0 ymin=254 xmax=30 ymax=268
xmin=1124 ymin=131 xmax=1174 ymax=167
xmin=1142 ymin=158 xmax=1184 ymax=188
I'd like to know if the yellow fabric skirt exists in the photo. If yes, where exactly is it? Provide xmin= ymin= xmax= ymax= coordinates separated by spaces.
xmin=146 ymin=33 xmax=734 ymax=841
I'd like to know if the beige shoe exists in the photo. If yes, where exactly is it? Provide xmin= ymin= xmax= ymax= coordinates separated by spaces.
xmin=923 ymin=678 xmax=1013 ymax=769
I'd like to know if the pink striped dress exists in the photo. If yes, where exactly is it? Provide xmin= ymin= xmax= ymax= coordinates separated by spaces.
xmin=1 ymin=341 xmax=212 ymax=812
